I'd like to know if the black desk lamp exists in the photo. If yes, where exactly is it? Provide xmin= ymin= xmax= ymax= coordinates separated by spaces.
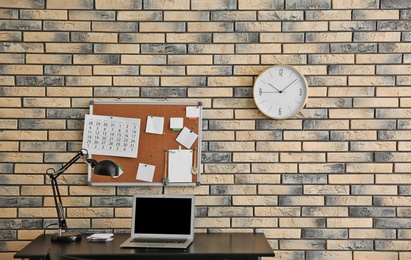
xmin=46 ymin=149 xmax=119 ymax=242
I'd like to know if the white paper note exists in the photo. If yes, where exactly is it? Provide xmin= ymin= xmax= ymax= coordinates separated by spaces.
xmin=186 ymin=106 xmax=200 ymax=119
xmin=145 ymin=116 xmax=164 ymax=135
xmin=170 ymin=117 xmax=184 ymax=130
xmin=168 ymin=149 xmax=193 ymax=182
xmin=176 ymin=127 xmax=198 ymax=149
xmin=136 ymin=163 xmax=155 ymax=182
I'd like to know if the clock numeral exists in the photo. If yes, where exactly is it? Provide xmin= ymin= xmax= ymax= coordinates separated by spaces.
xmin=259 ymin=88 xmax=262 ymax=96
xmin=279 ymin=69 xmax=283 ymax=76
xmin=279 ymin=108 xmax=282 ymax=116
xmin=299 ymin=88 xmax=302 ymax=96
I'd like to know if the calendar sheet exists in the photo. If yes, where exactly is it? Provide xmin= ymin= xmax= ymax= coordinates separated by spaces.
xmin=82 ymin=114 xmax=140 ymax=158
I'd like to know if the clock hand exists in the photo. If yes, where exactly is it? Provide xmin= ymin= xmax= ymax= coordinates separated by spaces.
xmin=281 ymin=79 xmax=298 ymax=92
xmin=267 ymin=83 xmax=282 ymax=92
xmin=260 ymin=91 xmax=284 ymax=94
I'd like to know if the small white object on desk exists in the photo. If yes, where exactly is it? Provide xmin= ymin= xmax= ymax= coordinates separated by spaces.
xmin=87 ymin=233 xmax=114 ymax=242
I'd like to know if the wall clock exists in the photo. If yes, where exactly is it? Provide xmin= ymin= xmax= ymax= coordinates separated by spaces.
xmin=253 ymin=65 xmax=308 ymax=119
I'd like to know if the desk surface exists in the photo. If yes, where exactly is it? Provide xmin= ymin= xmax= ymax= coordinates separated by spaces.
xmin=14 ymin=233 xmax=274 ymax=260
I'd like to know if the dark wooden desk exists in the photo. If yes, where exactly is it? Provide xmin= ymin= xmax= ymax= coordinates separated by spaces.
xmin=14 ymin=233 xmax=274 ymax=260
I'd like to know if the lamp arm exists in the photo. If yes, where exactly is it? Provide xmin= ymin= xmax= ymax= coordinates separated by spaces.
xmin=51 ymin=150 xmax=84 ymax=179
xmin=47 ymin=150 xmax=90 ymax=232
xmin=50 ymin=177 xmax=67 ymax=230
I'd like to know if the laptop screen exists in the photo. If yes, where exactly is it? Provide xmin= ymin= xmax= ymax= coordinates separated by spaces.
xmin=133 ymin=195 xmax=194 ymax=236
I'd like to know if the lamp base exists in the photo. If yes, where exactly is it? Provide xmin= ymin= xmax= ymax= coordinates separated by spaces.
xmin=51 ymin=231 xmax=82 ymax=242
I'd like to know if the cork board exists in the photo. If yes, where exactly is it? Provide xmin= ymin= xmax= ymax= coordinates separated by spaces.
xmin=86 ymin=100 xmax=202 ymax=186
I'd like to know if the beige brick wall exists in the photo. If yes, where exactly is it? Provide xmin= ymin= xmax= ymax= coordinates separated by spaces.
xmin=1 ymin=0 xmax=411 ymax=260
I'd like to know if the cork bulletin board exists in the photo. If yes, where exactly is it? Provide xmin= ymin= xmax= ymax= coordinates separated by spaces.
xmin=85 ymin=100 xmax=202 ymax=186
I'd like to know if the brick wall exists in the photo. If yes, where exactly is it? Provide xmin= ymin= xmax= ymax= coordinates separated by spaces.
xmin=1 ymin=0 xmax=411 ymax=259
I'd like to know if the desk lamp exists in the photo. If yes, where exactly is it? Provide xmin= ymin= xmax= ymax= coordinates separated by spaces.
xmin=46 ymin=149 xmax=119 ymax=242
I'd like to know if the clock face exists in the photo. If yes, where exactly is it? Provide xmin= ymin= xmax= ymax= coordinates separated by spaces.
xmin=253 ymin=65 xmax=308 ymax=119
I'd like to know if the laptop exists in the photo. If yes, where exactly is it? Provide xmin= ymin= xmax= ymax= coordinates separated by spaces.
xmin=120 ymin=194 xmax=195 ymax=249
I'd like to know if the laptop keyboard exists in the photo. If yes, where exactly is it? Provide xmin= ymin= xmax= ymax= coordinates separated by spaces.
xmin=131 ymin=238 xmax=187 ymax=244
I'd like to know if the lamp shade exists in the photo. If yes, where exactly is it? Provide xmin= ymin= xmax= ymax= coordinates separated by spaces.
xmin=93 ymin=160 xmax=119 ymax=176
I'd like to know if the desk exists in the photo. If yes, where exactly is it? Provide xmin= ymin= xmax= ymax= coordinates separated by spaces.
xmin=14 ymin=233 xmax=274 ymax=260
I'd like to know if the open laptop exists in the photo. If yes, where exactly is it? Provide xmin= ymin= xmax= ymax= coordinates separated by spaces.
xmin=120 ymin=194 xmax=195 ymax=249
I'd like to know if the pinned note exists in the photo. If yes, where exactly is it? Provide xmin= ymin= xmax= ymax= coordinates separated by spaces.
xmin=170 ymin=117 xmax=184 ymax=131
xmin=145 ymin=116 xmax=164 ymax=135
xmin=168 ymin=149 xmax=192 ymax=182
xmin=136 ymin=163 xmax=155 ymax=182
xmin=186 ymin=106 xmax=200 ymax=120
xmin=176 ymin=127 xmax=198 ymax=149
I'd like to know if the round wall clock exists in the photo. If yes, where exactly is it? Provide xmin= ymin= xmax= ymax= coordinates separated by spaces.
xmin=253 ymin=65 xmax=308 ymax=119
